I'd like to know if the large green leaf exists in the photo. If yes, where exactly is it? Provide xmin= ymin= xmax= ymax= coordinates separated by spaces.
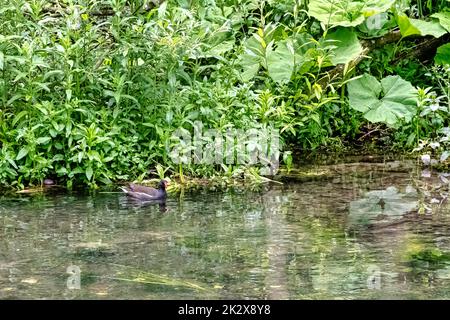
xmin=239 ymin=53 xmax=260 ymax=82
xmin=435 ymin=43 xmax=450 ymax=65
xmin=347 ymin=73 xmax=381 ymax=113
xmin=431 ymin=12 xmax=450 ymax=32
xmin=397 ymin=14 xmax=447 ymax=38
xmin=238 ymin=26 xmax=278 ymax=81
xmin=239 ymin=30 xmax=312 ymax=82
xmin=348 ymin=74 xmax=418 ymax=126
xmin=266 ymin=40 xmax=299 ymax=83
xmin=189 ymin=27 xmax=235 ymax=59
xmin=308 ymin=0 xmax=395 ymax=27
xmin=238 ymin=35 xmax=265 ymax=82
xmin=325 ymin=28 xmax=363 ymax=65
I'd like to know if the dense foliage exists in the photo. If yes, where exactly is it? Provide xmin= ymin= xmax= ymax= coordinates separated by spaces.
xmin=0 ymin=0 xmax=449 ymax=188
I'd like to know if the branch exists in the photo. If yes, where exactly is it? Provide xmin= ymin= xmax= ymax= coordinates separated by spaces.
xmin=317 ymin=29 xmax=449 ymax=89
xmin=393 ymin=33 xmax=450 ymax=64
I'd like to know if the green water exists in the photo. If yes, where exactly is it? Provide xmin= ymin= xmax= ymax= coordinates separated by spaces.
xmin=1 ymin=160 xmax=450 ymax=299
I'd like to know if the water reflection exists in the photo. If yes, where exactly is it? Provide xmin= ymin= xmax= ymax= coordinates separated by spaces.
xmin=348 ymin=186 xmax=418 ymax=228
xmin=1 ymin=160 xmax=450 ymax=299
xmin=119 ymin=196 xmax=168 ymax=213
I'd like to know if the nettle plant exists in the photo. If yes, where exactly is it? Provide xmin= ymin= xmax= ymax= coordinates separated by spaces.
xmin=411 ymin=63 xmax=450 ymax=167
xmin=415 ymin=126 xmax=450 ymax=168
xmin=413 ymin=86 xmax=450 ymax=168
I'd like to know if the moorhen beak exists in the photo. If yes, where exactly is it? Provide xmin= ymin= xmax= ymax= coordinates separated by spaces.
xmin=120 ymin=179 xmax=168 ymax=201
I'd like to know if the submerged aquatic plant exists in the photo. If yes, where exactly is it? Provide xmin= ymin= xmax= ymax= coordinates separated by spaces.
xmin=100 ymin=264 xmax=211 ymax=292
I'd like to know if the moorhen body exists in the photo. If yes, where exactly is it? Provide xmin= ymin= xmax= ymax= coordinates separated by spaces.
xmin=120 ymin=179 xmax=169 ymax=201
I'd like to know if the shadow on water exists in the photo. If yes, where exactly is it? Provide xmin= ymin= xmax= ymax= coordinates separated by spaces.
xmin=119 ymin=196 xmax=168 ymax=213
xmin=1 ymin=157 xmax=450 ymax=299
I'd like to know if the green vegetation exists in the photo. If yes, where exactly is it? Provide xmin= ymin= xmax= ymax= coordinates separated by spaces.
xmin=1 ymin=0 xmax=450 ymax=189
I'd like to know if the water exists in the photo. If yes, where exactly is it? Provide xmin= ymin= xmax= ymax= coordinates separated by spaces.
xmin=1 ymin=159 xmax=450 ymax=299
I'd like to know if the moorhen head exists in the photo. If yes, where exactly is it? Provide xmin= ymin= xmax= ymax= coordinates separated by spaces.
xmin=121 ymin=179 xmax=169 ymax=201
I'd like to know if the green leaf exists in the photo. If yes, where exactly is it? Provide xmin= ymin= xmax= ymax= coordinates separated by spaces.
xmin=308 ymin=0 xmax=395 ymax=28
xmin=266 ymin=40 xmax=298 ymax=83
xmin=7 ymin=158 xmax=18 ymax=169
xmin=0 ymin=51 xmax=4 ymax=70
xmin=43 ymin=70 xmax=64 ymax=80
xmin=36 ymin=137 xmax=51 ymax=145
xmin=7 ymin=94 xmax=22 ymax=106
xmin=347 ymin=73 xmax=382 ymax=113
xmin=248 ymin=33 xmax=267 ymax=56
xmin=66 ymin=89 xmax=72 ymax=101
xmin=77 ymin=152 xmax=83 ymax=163
xmin=49 ymin=129 xmax=58 ymax=138
xmin=53 ymin=154 xmax=64 ymax=161
xmin=204 ymin=40 xmax=234 ymax=57
xmin=36 ymin=82 xmax=50 ymax=92
xmin=121 ymin=94 xmax=140 ymax=106
xmin=238 ymin=35 xmax=265 ymax=81
xmin=397 ymin=14 xmax=447 ymax=38
xmin=325 ymin=28 xmax=363 ymax=65
xmin=56 ymin=166 xmax=68 ymax=175
xmin=86 ymin=166 xmax=93 ymax=181
xmin=238 ymin=52 xmax=261 ymax=82
xmin=158 ymin=0 xmax=167 ymax=19
xmin=348 ymin=74 xmax=418 ymax=126
xmin=12 ymin=110 xmax=28 ymax=127
xmin=197 ymin=32 xmax=235 ymax=59
xmin=435 ymin=43 xmax=450 ymax=65
xmin=431 ymin=12 xmax=450 ymax=32
xmin=34 ymin=104 xmax=49 ymax=115
xmin=16 ymin=147 xmax=28 ymax=160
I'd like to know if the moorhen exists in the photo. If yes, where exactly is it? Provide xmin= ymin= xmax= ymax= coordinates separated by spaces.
xmin=120 ymin=179 xmax=169 ymax=201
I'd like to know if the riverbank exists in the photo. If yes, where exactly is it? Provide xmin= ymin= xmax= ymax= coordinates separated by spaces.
xmin=0 ymin=151 xmax=422 ymax=194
